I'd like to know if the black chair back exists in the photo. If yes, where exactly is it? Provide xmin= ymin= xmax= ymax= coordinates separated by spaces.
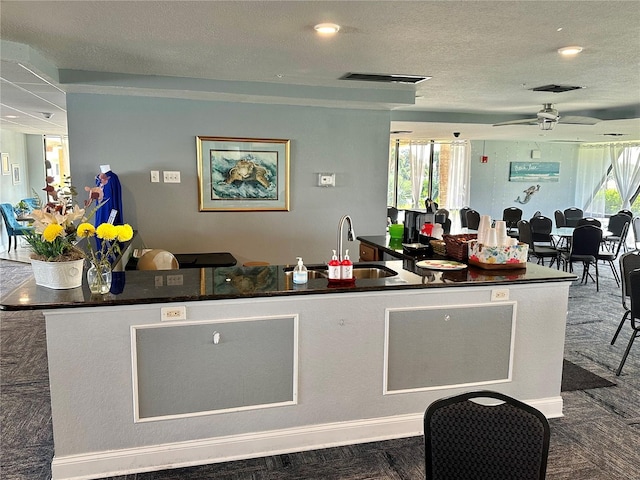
xmin=616 ymin=269 xmax=640 ymax=375
xmin=424 ymin=390 xmax=550 ymax=480
xmin=607 ymin=213 xmax=632 ymax=236
xmin=554 ymin=209 xmax=566 ymax=228
xmin=387 ymin=206 xmax=398 ymax=224
xmin=564 ymin=207 xmax=584 ymax=227
xmin=618 ymin=209 xmax=634 ymax=218
xmin=459 ymin=207 xmax=471 ymax=228
xmin=465 ymin=209 xmax=480 ymax=230
xmin=502 ymin=207 xmax=523 ymax=229
xmin=530 ymin=216 xmax=553 ymax=244
xmin=620 ymin=252 xmax=640 ymax=308
xmin=571 ymin=225 xmax=602 ymax=257
xmin=577 ymin=217 xmax=602 ymax=228
xmin=517 ymin=219 xmax=533 ymax=247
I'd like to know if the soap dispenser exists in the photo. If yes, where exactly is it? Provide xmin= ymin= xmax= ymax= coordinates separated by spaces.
xmin=341 ymin=249 xmax=353 ymax=280
xmin=293 ymin=257 xmax=308 ymax=284
xmin=328 ymin=250 xmax=341 ymax=280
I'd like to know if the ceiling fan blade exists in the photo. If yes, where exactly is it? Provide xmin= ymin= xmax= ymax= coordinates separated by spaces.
xmin=537 ymin=112 xmax=560 ymax=121
xmin=493 ymin=118 xmax=538 ymax=127
xmin=559 ymin=115 xmax=601 ymax=125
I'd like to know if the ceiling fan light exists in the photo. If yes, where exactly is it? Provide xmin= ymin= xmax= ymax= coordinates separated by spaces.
xmin=539 ymin=119 xmax=556 ymax=131
xmin=314 ymin=23 xmax=340 ymax=35
xmin=558 ymin=46 xmax=583 ymax=56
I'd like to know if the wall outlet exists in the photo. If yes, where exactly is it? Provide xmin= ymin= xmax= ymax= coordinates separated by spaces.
xmin=317 ymin=173 xmax=335 ymax=187
xmin=150 ymin=170 xmax=160 ymax=183
xmin=161 ymin=306 xmax=186 ymax=321
xmin=163 ymin=171 xmax=181 ymax=183
xmin=491 ymin=289 xmax=510 ymax=301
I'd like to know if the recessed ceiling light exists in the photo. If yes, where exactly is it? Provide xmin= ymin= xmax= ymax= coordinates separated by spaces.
xmin=314 ymin=23 xmax=340 ymax=35
xmin=5 ymin=115 xmax=18 ymax=119
xmin=558 ymin=46 xmax=583 ymax=56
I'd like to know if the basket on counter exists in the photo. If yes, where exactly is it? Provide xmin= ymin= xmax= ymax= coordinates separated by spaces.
xmin=429 ymin=239 xmax=447 ymax=257
xmin=442 ymin=234 xmax=477 ymax=261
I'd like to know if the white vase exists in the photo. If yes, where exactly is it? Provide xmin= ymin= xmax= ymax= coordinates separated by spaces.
xmin=31 ymin=258 xmax=84 ymax=289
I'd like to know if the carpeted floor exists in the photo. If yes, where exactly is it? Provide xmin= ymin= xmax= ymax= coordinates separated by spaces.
xmin=1 ymin=258 xmax=639 ymax=479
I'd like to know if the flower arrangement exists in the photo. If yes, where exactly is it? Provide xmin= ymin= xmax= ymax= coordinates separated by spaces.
xmin=77 ymin=222 xmax=134 ymax=266
xmin=25 ymin=176 xmax=91 ymax=262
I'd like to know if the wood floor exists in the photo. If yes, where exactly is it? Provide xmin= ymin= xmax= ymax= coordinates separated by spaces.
xmin=1 ymin=257 xmax=639 ymax=479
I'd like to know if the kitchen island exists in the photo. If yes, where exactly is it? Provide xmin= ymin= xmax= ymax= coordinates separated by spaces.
xmin=1 ymin=259 xmax=575 ymax=480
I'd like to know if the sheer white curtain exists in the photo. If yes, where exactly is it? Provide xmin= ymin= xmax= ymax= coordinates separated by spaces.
xmin=447 ymin=141 xmax=470 ymax=230
xmin=576 ymin=144 xmax=611 ymax=216
xmin=447 ymin=141 xmax=470 ymax=209
xmin=409 ymin=143 xmax=429 ymax=208
xmin=610 ymin=144 xmax=640 ymax=210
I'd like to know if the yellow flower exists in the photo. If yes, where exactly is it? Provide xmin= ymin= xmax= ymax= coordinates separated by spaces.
xmin=96 ymin=223 xmax=118 ymax=241
xmin=116 ymin=224 xmax=134 ymax=242
xmin=76 ymin=223 xmax=96 ymax=238
xmin=42 ymin=224 xmax=64 ymax=242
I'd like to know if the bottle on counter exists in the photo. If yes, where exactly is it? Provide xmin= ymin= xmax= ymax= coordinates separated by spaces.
xmin=293 ymin=257 xmax=308 ymax=284
xmin=341 ymin=249 xmax=353 ymax=280
xmin=328 ymin=250 xmax=341 ymax=280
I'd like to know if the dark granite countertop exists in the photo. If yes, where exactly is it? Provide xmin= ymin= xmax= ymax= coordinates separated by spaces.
xmin=1 ymin=255 xmax=576 ymax=311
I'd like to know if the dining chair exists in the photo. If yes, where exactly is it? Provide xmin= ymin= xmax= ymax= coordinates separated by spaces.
xmin=604 ymin=213 xmax=632 ymax=252
xmin=0 ymin=203 xmax=34 ymax=252
xmin=465 ymin=209 xmax=481 ymax=230
xmin=618 ymin=209 xmax=634 ymax=218
xmin=561 ymin=224 xmax=602 ymax=291
xmin=611 ymin=250 xmax=640 ymax=349
xmin=424 ymin=390 xmax=550 ymax=480
xmin=614 ymin=269 xmax=640 ymax=376
xmin=459 ymin=206 xmax=471 ymax=228
xmin=577 ymin=217 xmax=602 ymax=228
xmin=136 ymin=249 xmax=180 ymax=270
xmin=554 ymin=209 xmax=566 ymax=228
xmin=20 ymin=197 xmax=39 ymax=211
xmin=529 ymin=215 xmax=554 ymax=246
xmin=634 ymin=217 xmax=640 ymax=249
xmin=502 ymin=207 xmax=523 ymax=233
xmin=597 ymin=222 xmax=630 ymax=287
xmin=563 ymin=207 xmax=584 ymax=227
xmin=518 ymin=220 xmax=560 ymax=268
xmin=387 ymin=206 xmax=399 ymax=224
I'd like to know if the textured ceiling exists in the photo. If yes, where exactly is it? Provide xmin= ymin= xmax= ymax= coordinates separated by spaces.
xmin=1 ymin=0 xmax=639 ymax=142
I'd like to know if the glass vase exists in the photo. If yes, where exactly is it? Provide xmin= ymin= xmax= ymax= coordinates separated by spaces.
xmin=87 ymin=262 xmax=112 ymax=294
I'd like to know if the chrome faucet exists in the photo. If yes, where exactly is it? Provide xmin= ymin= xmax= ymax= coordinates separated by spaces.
xmin=337 ymin=215 xmax=355 ymax=261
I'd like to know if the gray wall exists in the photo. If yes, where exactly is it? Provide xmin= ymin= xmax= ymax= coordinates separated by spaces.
xmin=66 ymin=94 xmax=391 ymax=265
xmin=469 ymin=140 xmax=579 ymax=221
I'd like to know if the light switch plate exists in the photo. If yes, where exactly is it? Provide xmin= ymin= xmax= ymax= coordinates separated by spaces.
xmin=150 ymin=170 xmax=160 ymax=183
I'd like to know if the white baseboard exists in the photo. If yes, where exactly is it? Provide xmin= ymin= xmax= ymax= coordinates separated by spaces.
xmin=51 ymin=396 xmax=562 ymax=480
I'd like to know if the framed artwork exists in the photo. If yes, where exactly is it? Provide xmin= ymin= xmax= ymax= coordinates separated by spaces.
xmin=1 ymin=153 xmax=9 ymax=175
xmin=509 ymin=162 xmax=560 ymax=182
xmin=11 ymin=164 xmax=21 ymax=185
xmin=197 ymin=136 xmax=290 ymax=211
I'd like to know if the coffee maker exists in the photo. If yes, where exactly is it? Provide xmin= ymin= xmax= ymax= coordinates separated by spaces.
xmin=403 ymin=210 xmax=435 ymax=243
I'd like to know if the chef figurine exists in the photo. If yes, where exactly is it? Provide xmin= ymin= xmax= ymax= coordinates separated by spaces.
xmin=93 ymin=164 xmax=124 ymax=226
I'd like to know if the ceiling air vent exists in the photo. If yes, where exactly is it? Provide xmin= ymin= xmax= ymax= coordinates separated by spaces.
xmin=529 ymin=84 xmax=584 ymax=93
xmin=340 ymin=73 xmax=430 ymax=84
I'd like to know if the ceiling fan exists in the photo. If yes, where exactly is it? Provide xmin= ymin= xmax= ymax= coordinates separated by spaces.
xmin=493 ymin=103 xmax=601 ymax=131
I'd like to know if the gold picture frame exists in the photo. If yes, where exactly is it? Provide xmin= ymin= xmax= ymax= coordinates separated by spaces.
xmin=1 ymin=153 xmax=10 ymax=175
xmin=196 ymin=136 xmax=290 ymax=212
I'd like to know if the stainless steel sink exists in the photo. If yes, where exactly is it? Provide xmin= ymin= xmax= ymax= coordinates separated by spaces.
xmin=283 ymin=269 xmax=328 ymax=279
xmin=283 ymin=264 xmax=397 ymax=280
xmin=351 ymin=265 xmax=397 ymax=278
